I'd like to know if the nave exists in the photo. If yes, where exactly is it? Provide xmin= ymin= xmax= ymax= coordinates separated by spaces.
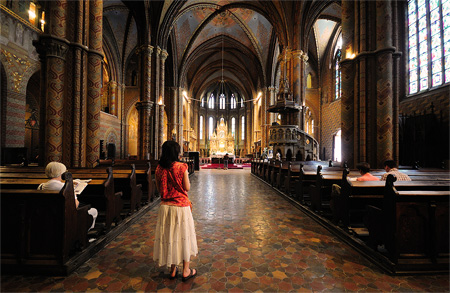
xmin=1 ymin=169 xmax=449 ymax=292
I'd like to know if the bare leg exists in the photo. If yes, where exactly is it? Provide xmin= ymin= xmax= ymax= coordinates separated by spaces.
xmin=182 ymin=260 xmax=196 ymax=277
xmin=170 ymin=264 xmax=177 ymax=278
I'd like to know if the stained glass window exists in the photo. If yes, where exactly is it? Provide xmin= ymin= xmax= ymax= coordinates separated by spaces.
xmin=230 ymin=94 xmax=236 ymax=109
xmin=408 ymin=0 xmax=450 ymax=93
xmin=219 ymin=94 xmax=225 ymax=109
xmin=231 ymin=117 xmax=236 ymax=137
xmin=334 ymin=34 xmax=342 ymax=100
xmin=335 ymin=50 xmax=342 ymax=100
xmin=208 ymin=94 xmax=214 ymax=109
xmin=241 ymin=116 xmax=245 ymax=140
xmin=199 ymin=116 xmax=203 ymax=139
xmin=209 ymin=117 xmax=214 ymax=138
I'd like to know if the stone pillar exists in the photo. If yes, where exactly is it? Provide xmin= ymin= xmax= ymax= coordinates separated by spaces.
xmin=86 ymin=0 xmax=103 ymax=167
xmin=268 ymin=86 xmax=276 ymax=123
xmin=109 ymin=81 xmax=117 ymax=116
xmin=158 ymin=49 xmax=168 ymax=156
xmin=67 ymin=0 xmax=89 ymax=167
xmin=152 ymin=47 xmax=161 ymax=157
xmin=120 ymin=83 xmax=126 ymax=158
xmin=136 ymin=101 xmax=153 ymax=159
xmin=341 ymin=0 xmax=355 ymax=167
xmin=292 ymin=49 xmax=307 ymax=130
xmin=177 ymin=87 xmax=184 ymax=146
xmin=375 ymin=0 xmax=395 ymax=167
xmin=34 ymin=0 xmax=69 ymax=164
xmin=137 ymin=44 xmax=153 ymax=159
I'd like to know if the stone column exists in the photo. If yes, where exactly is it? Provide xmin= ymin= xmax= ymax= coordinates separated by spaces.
xmin=177 ymin=87 xmax=184 ymax=146
xmin=292 ymin=49 xmax=307 ymax=130
xmin=376 ymin=0 xmax=395 ymax=167
xmin=152 ymin=47 xmax=161 ymax=157
xmin=158 ymin=49 xmax=168 ymax=156
xmin=86 ymin=0 xmax=103 ymax=167
xmin=268 ymin=86 xmax=276 ymax=123
xmin=109 ymin=81 xmax=117 ymax=116
xmin=137 ymin=44 xmax=153 ymax=159
xmin=120 ymin=83 xmax=126 ymax=158
xmin=341 ymin=0 xmax=355 ymax=167
xmin=34 ymin=0 xmax=69 ymax=164
xmin=67 ymin=0 xmax=88 ymax=167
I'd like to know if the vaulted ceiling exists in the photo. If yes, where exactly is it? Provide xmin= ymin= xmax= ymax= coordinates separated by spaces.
xmin=103 ymin=0 xmax=342 ymax=102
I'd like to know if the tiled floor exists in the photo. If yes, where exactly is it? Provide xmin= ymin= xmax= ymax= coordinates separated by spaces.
xmin=2 ymin=169 xmax=449 ymax=292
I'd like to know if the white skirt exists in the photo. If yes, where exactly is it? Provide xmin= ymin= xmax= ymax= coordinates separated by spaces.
xmin=153 ymin=205 xmax=198 ymax=267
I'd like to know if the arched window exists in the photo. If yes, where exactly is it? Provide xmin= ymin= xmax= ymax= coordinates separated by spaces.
xmin=241 ymin=116 xmax=245 ymax=140
xmin=307 ymin=73 xmax=312 ymax=88
xmin=408 ymin=0 xmax=449 ymax=94
xmin=219 ymin=94 xmax=225 ymax=109
xmin=199 ymin=115 xmax=203 ymax=139
xmin=208 ymin=94 xmax=215 ymax=109
xmin=334 ymin=35 xmax=342 ymax=100
xmin=240 ymin=98 xmax=244 ymax=108
xmin=333 ymin=130 xmax=342 ymax=162
xmin=209 ymin=117 xmax=214 ymax=138
xmin=230 ymin=94 xmax=236 ymax=109
xmin=201 ymin=97 xmax=205 ymax=108
xmin=231 ymin=117 xmax=236 ymax=137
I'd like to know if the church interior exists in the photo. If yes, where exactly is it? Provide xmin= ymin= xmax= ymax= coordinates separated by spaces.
xmin=1 ymin=0 xmax=450 ymax=291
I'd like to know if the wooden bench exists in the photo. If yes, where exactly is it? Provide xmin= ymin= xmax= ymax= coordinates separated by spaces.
xmin=0 ymin=168 xmax=123 ymax=231
xmin=366 ymin=175 xmax=449 ymax=272
xmin=335 ymin=171 xmax=450 ymax=228
xmin=1 ymin=172 xmax=93 ymax=275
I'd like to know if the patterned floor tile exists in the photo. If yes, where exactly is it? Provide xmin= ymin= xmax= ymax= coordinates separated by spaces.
xmin=1 ymin=169 xmax=449 ymax=292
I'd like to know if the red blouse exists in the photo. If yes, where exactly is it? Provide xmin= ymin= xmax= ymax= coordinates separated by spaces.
xmin=155 ymin=162 xmax=191 ymax=207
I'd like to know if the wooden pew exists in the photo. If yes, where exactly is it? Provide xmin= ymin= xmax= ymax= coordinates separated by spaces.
xmin=284 ymin=161 xmax=302 ymax=197
xmin=95 ymin=159 xmax=158 ymax=203
xmin=366 ymin=175 xmax=449 ymax=272
xmin=335 ymin=171 xmax=450 ymax=228
xmin=1 ymin=173 xmax=93 ymax=274
xmin=0 ymin=168 xmax=123 ymax=231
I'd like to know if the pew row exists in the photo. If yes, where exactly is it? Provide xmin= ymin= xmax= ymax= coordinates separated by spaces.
xmin=1 ymin=173 xmax=93 ymax=275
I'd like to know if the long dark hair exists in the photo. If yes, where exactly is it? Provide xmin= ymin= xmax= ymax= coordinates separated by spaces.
xmin=159 ymin=140 xmax=181 ymax=168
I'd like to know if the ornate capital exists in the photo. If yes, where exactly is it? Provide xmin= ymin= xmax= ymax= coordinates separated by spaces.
xmin=34 ymin=35 xmax=69 ymax=60
xmin=136 ymin=44 xmax=153 ymax=56
xmin=156 ymin=46 xmax=161 ymax=56
xmin=161 ymin=49 xmax=169 ymax=62
xmin=135 ymin=101 xmax=154 ymax=111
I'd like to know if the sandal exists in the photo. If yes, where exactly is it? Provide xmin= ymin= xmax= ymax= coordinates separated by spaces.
xmin=182 ymin=268 xmax=197 ymax=282
xmin=169 ymin=267 xmax=178 ymax=280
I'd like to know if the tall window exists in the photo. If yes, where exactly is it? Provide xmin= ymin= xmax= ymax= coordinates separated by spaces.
xmin=201 ymin=98 xmax=205 ymax=108
xmin=208 ymin=94 xmax=215 ymax=109
xmin=230 ymin=95 xmax=236 ymax=109
xmin=408 ymin=0 xmax=450 ymax=94
xmin=241 ymin=116 xmax=245 ymax=140
xmin=219 ymin=94 xmax=225 ymax=109
xmin=333 ymin=130 xmax=342 ymax=162
xmin=199 ymin=116 xmax=203 ymax=139
xmin=209 ymin=117 xmax=214 ymax=138
xmin=240 ymin=98 xmax=244 ymax=108
xmin=231 ymin=117 xmax=236 ymax=137
xmin=335 ymin=35 xmax=342 ymax=100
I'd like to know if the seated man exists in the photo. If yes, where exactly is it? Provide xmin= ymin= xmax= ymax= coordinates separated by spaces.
xmin=356 ymin=162 xmax=380 ymax=181
xmin=38 ymin=162 xmax=98 ymax=230
xmin=380 ymin=159 xmax=411 ymax=181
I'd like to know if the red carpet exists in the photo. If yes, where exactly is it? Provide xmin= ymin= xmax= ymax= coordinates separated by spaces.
xmin=201 ymin=163 xmax=243 ymax=169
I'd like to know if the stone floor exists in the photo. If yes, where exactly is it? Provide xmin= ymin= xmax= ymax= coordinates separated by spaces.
xmin=2 ymin=169 xmax=449 ymax=292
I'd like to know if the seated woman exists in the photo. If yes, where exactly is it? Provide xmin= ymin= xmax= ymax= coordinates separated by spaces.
xmin=38 ymin=162 xmax=98 ymax=230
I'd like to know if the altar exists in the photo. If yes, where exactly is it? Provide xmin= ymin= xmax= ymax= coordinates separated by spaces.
xmin=209 ymin=118 xmax=235 ymax=157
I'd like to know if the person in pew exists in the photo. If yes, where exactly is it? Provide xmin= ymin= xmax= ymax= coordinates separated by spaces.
xmin=355 ymin=162 xmax=380 ymax=181
xmin=380 ymin=159 xmax=411 ymax=181
xmin=153 ymin=141 xmax=198 ymax=281
xmin=37 ymin=162 xmax=98 ymax=231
